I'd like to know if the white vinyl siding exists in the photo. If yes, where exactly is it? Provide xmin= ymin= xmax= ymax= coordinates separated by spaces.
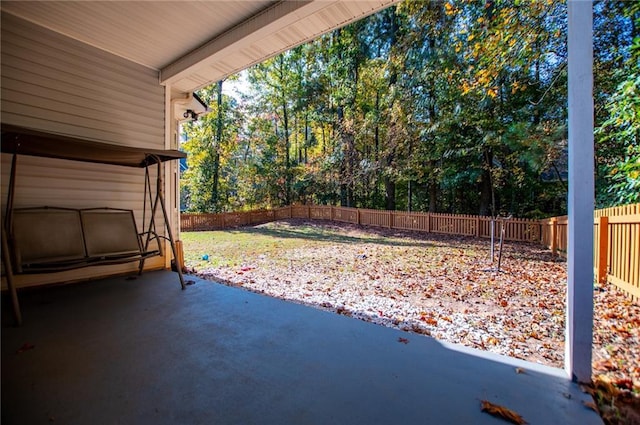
xmin=1 ymin=13 xmax=167 ymax=288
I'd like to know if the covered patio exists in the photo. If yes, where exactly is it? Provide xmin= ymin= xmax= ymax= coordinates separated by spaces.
xmin=2 ymin=271 xmax=600 ymax=425
xmin=2 ymin=0 xmax=600 ymax=423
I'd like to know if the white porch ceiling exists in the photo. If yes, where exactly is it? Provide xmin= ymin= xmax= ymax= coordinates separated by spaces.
xmin=1 ymin=1 xmax=398 ymax=93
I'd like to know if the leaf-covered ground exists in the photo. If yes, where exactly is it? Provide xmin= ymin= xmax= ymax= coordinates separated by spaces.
xmin=183 ymin=219 xmax=640 ymax=392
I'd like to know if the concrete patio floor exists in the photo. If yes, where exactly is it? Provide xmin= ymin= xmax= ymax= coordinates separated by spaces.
xmin=2 ymin=270 xmax=601 ymax=425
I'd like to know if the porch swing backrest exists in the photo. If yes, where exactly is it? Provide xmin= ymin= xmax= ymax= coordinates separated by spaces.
xmin=10 ymin=207 xmax=160 ymax=274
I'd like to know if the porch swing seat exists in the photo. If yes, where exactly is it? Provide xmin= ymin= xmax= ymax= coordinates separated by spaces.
xmin=1 ymin=124 xmax=187 ymax=325
xmin=10 ymin=207 xmax=161 ymax=274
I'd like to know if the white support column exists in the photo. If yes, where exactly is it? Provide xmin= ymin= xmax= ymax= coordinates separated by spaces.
xmin=565 ymin=0 xmax=594 ymax=384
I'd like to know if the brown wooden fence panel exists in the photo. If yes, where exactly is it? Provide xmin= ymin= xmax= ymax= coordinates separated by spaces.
xmin=274 ymin=207 xmax=291 ymax=220
xmin=479 ymin=217 xmax=493 ymax=239
xmin=183 ymin=206 xmax=541 ymax=241
xmin=543 ymin=203 xmax=639 ymax=300
xmin=180 ymin=213 xmax=225 ymax=231
xmin=309 ymin=205 xmax=332 ymax=220
xmin=607 ymin=213 xmax=640 ymax=300
xmin=332 ymin=207 xmax=359 ymax=224
xmin=594 ymin=217 xmax=601 ymax=277
xmin=392 ymin=211 xmax=430 ymax=232
xmin=359 ymin=208 xmax=390 ymax=227
xmin=330 ymin=207 xmax=345 ymax=222
xmin=291 ymin=205 xmax=310 ymax=218
xmin=248 ymin=209 xmax=275 ymax=225
xmin=505 ymin=219 xmax=541 ymax=242
xmin=222 ymin=212 xmax=246 ymax=228
xmin=429 ymin=213 xmax=475 ymax=236
xmin=541 ymin=215 xmax=568 ymax=256
xmin=556 ymin=217 xmax=568 ymax=255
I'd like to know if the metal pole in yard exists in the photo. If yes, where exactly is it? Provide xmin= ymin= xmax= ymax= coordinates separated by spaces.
xmin=497 ymin=218 xmax=505 ymax=271
xmin=497 ymin=215 xmax=512 ymax=272
xmin=490 ymin=219 xmax=495 ymax=263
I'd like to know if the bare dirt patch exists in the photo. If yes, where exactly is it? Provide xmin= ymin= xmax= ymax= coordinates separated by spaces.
xmin=184 ymin=218 xmax=639 ymax=391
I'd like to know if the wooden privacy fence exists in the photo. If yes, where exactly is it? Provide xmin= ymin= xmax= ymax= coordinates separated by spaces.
xmin=181 ymin=205 xmax=541 ymax=242
xmin=541 ymin=203 xmax=639 ymax=300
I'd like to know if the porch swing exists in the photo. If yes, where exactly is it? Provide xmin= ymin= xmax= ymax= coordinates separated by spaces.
xmin=1 ymin=124 xmax=187 ymax=325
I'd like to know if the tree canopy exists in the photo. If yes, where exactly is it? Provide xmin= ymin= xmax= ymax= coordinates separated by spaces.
xmin=181 ymin=1 xmax=638 ymax=216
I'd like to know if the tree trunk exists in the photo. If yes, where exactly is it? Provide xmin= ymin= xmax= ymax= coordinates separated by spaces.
xmin=337 ymin=105 xmax=349 ymax=207
xmin=304 ymin=114 xmax=309 ymax=164
xmin=283 ymin=103 xmax=290 ymax=204
xmin=212 ymin=80 xmax=223 ymax=212
xmin=428 ymin=181 xmax=437 ymax=212
xmin=374 ymin=91 xmax=380 ymax=162
xmin=295 ymin=113 xmax=302 ymax=164
xmin=321 ymin=125 xmax=326 ymax=154
xmin=479 ymin=150 xmax=493 ymax=216
xmin=384 ymin=177 xmax=396 ymax=211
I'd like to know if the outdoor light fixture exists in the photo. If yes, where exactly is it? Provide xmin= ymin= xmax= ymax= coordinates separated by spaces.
xmin=183 ymin=109 xmax=198 ymax=121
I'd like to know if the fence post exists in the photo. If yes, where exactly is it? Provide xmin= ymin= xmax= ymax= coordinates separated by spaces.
xmin=388 ymin=211 xmax=393 ymax=229
xmin=289 ymin=205 xmax=292 ymax=218
xmin=550 ymin=217 xmax=557 ymax=255
xmin=307 ymin=205 xmax=311 ymax=218
xmin=476 ymin=216 xmax=481 ymax=238
xmin=330 ymin=206 xmax=334 ymax=221
xmin=597 ymin=215 xmax=609 ymax=284
xmin=357 ymin=208 xmax=361 ymax=225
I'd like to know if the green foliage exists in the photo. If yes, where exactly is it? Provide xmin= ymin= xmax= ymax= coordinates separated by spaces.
xmin=179 ymin=1 xmax=635 ymax=216
xmin=596 ymin=74 xmax=640 ymax=206
xmin=595 ymin=2 xmax=639 ymax=207
xmin=181 ymin=82 xmax=242 ymax=212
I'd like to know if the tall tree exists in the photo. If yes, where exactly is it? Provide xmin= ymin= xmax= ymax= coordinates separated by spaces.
xmin=180 ymin=1 xmax=634 ymax=216
xmin=181 ymin=81 xmax=241 ymax=212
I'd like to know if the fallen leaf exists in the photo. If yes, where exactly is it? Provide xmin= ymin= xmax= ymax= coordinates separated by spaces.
xmin=594 ymin=376 xmax=620 ymax=398
xmin=613 ymin=378 xmax=634 ymax=391
xmin=420 ymin=316 xmax=438 ymax=326
xmin=16 ymin=343 xmax=35 ymax=354
xmin=398 ymin=337 xmax=409 ymax=344
xmin=515 ymin=367 xmax=525 ymax=374
xmin=582 ymin=400 xmax=599 ymax=412
xmin=580 ymin=385 xmax=596 ymax=396
xmin=480 ymin=400 xmax=527 ymax=425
